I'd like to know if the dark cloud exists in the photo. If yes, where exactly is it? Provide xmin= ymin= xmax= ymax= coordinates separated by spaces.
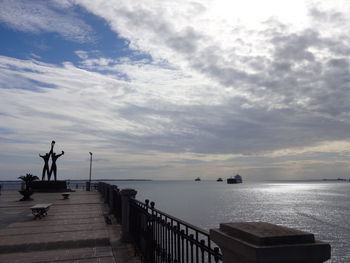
xmin=93 ymin=98 xmax=350 ymax=155
xmin=309 ymin=7 xmax=345 ymax=24
xmin=166 ymin=28 xmax=202 ymax=54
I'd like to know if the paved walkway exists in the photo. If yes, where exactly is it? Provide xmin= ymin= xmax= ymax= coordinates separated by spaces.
xmin=0 ymin=190 xmax=139 ymax=263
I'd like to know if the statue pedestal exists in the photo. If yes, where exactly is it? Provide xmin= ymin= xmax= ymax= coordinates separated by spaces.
xmin=30 ymin=180 xmax=69 ymax=192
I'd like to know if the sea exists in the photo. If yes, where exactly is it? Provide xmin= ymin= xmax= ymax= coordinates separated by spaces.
xmin=1 ymin=180 xmax=349 ymax=262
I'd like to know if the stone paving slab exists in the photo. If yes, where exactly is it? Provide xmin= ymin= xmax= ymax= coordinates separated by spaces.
xmin=0 ymin=222 xmax=107 ymax=236
xmin=0 ymin=246 xmax=115 ymax=263
xmin=0 ymin=225 xmax=110 ymax=253
xmin=0 ymin=192 xmax=103 ymax=208
xmin=0 ymin=190 xmax=117 ymax=263
xmin=8 ymin=218 xmax=106 ymax=228
xmin=56 ymin=258 xmax=115 ymax=263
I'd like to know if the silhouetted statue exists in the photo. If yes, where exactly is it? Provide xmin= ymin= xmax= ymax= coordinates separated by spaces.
xmin=49 ymin=151 xmax=64 ymax=181
xmin=39 ymin=141 xmax=65 ymax=181
xmin=39 ymin=141 xmax=54 ymax=180
xmin=39 ymin=153 xmax=50 ymax=180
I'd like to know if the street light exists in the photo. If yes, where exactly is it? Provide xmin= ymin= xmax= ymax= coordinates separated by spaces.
xmin=88 ymin=152 xmax=92 ymax=191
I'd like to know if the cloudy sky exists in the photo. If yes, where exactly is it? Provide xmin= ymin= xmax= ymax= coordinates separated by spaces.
xmin=1 ymin=0 xmax=350 ymax=181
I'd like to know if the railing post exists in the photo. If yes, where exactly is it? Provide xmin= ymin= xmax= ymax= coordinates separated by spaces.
xmin=210 ymin=222 xmax=331 ymax=263
xmin=104 ymin=184 xmax=109 ymax=203
xmin=120 ymin=188 xmax=137 ymax=242
xmin=114 ymin=188 xmax=122 ymax=223
xmin=108 ymin=185 xmax=113 ymax=210
xmin=108 ymin=185 xmax=118 ymax=214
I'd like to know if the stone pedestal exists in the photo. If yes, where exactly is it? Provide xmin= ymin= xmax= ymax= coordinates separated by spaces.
xmin=210 ymin=222 xmax=331 ymax=263
xmin=120 ymin=188 xmax=137 ymax=242
xmin=30 ymin=180 xmax=68 ymax=192
xmin=86 ymin=181 xmax=91 ymax=191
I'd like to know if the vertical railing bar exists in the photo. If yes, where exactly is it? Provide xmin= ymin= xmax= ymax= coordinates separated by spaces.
xmin=155 ymin=209 xmax=158 ymax=263
xmin=160 ymin=214 xmax=163 ymax=263
xmin=158 ymin=213 xmax=161 ymax=263
xmin=162 ymin=217 xmax=166 ymax=262
xmin=155 ymin=211 xmax=158 ymax=263
xmin=171 ymin=219 xmax=174 ymax=263
xmin=167 ymin=217 xmax=170 ymax=262
xmin=195 ymin=232 xmax=199 ymax=263
xmin=181 ymin=229 xmax=185 ymax=263
xmin=186 ymin=226 xmax=189 ymax=263
xmin=208 ymin=236 xmax=212 ymax=263
xmin=159 ymin=213 xmax=162 ymax=263
xmin=200 ymin=240 xmax=205 ymax=263
xmin=190 ymin=234 xmax=194 ymax=263
xmin=151 ymin=202 xmax=156 ymax=263
xmin=177 ymin=222 xmax=181 ymax=263
xmin=174 ymin=224 xmax=178 ymax=263
xmin=169 ymin=220 xmax=172 ymax=263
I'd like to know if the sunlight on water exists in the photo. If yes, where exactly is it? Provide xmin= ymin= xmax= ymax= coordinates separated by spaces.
xmin=262 ymin=183 xmax=324 ymax=193
xmin=110 ymin=180 xmax=349 ymax=263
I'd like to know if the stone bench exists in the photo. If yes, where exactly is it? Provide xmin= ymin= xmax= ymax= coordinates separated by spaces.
xmin=62 ymin=193 xmax=70 ymax=199
xmin=30 ymin=204 xmax=52 ymax=219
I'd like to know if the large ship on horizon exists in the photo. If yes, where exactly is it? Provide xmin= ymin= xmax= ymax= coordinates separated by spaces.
xmin=227 ymin=174 xmax=242 ymax=184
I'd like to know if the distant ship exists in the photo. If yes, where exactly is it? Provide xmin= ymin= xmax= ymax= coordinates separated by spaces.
xmin=227 ymin=174 xmax=242 ymax=184
xmin=195 ymin=177 xmax=201 ymax=181
xmin=217 ymin=177 xmax=223 ymax=182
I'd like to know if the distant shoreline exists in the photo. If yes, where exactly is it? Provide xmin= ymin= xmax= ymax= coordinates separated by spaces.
xmin=1 ymin=178 xmax=349 ymax=183
xmin=0 ymin=179 xmax=153 ymax=182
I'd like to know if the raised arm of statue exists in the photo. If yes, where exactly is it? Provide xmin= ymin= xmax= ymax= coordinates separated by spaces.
xmin=56 ymin=151 xmax=64 ymax=158
xmin=49 ymin=142 xmax=54 ymax=155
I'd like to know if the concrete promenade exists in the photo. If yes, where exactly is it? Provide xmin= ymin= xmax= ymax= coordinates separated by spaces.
xmin=0 ymin=190 xmax=139 ymax=263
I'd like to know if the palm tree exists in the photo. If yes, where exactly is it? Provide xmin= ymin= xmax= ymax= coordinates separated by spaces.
xmin=18 ymin=173 xmax=39 ymax=191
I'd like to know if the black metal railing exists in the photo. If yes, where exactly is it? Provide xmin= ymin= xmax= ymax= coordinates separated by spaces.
xmin=98 ymin=182 xmax=122 ymax=222
xmin=112 ymin=185 xmax=122 ymax=223
xmin=97 ymin=182 xmax=222 ymax=263
xmin=98 ymin=182 xmax=109 ymax=201
xmin=130 ymin=199 xmax=222 ymax=263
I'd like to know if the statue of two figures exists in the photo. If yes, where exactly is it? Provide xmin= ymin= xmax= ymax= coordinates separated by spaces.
xmin=39 ymin=141 xmax=64 ymax=181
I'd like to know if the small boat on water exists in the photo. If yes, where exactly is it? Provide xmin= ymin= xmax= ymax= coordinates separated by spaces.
xmin=195 ymin=177 xmax=201 ymax=181
xmin=227 ymin=174 xmax=242 ymax=184
xmin=217 ymin=177 xmax=223 ymax=182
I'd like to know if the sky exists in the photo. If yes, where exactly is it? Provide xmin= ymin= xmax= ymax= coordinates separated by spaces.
xmin=1 ymin=0 xmax=350 ymax=181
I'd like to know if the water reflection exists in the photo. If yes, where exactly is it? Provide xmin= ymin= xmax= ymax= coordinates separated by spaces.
xmin=111 ymin=180 xmax=349 ymax=263
xmin=262 ymin=183 xmax=325 ymax=193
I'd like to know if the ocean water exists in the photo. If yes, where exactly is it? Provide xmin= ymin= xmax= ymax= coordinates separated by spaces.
xmin=1 ymin=180 xmax=349 ymax=262
xmin=110 ymin=180 xmax=350 ymax=263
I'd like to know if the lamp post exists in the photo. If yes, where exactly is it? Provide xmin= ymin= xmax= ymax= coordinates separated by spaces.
xmin=88 ymin=152 xmax=92 ymax=191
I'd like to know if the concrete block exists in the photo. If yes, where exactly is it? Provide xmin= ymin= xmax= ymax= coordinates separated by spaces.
xmin=210 ymin=222 xmax=331 ymax=263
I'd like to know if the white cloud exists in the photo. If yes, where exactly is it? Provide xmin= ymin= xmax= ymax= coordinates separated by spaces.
xmin=74 ymin=0 xmax=350 ymax=120
xmin=2 ymin=0 xmax=350 ymax=180
xmin=2 ymin=54 xmax=350 ymax=180
xmin=0 ymin=0 xmax=93 ymax=42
